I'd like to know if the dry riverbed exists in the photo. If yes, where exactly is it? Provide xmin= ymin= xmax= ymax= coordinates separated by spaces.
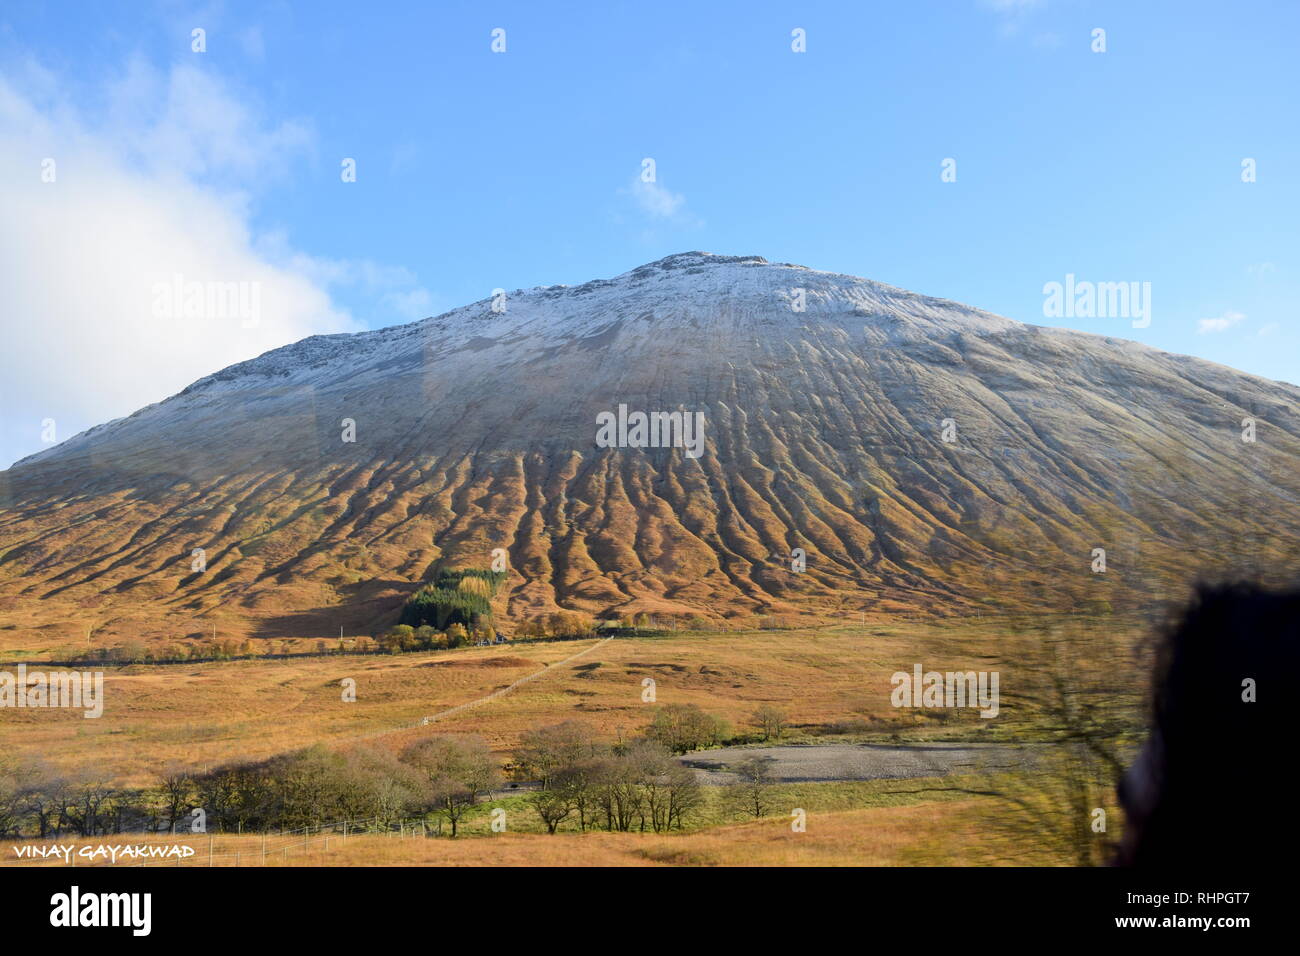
xmin=678 ymin=742 xmax=1039 ymax=784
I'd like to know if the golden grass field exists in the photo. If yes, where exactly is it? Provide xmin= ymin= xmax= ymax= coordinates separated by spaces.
xmin=0 ymin=617 xmax=1138 ymax=865
xmin=0 ymin=619 xmax=1123 ymax=787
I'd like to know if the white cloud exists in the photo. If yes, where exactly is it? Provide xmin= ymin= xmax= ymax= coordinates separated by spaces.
xmin=0 ymin=58 xmax=382 ymax=467
xmin=1258 ymin=322 xmax=1280 ymax=337
xmin=630 ymin=175 xmax=688 ymax=220
xmin=97 ymin=58 xmax=311 ymax=184
xmin=1197 ymin=310 xmax=1246 ymax=334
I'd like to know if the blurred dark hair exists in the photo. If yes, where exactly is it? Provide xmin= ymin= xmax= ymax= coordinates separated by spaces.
xmin=1116 ymin=582 xmax=1300 ymax=866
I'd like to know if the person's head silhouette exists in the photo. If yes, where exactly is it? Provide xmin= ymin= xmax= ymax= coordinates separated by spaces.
xmin=1116 ymin=583 xmax=1298 ymax=866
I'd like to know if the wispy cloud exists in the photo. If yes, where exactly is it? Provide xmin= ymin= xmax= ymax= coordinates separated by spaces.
xmin=254 ymin=234 xmax=438 ymax=322
xmin=630 ymin=176 xmax=688 ymax=220
xmin=1197 ymin=310 xmax=1246 ymax=334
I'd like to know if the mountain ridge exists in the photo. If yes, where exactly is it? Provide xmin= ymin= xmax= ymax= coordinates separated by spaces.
xmin=17 ymin=250 xmax=1283 ymax=472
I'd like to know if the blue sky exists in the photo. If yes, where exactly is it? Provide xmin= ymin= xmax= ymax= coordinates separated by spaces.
xmin=1 ymin=0 xmax=1296 ymax=468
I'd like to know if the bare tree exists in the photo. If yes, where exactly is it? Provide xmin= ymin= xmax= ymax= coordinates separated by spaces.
xmin=0 ymin=756 xmax=40 ymax=837
xmin=21 ymin=766 xmax=72 ymax=839
xmin=529 ymin=785 xmax=575 ymax=834
xmin=592 ymin=755 xmax=642 ymax=832
xmin=725 ymin=755 xmax=776 ymax=818
xmin=156 ymin=765 xmax=193 ymax=834
xmin=751 ymin=705 xmax=788 ymax=741
xmin=403 ymin=735 xmax=501 ymax=837
xmin=513 ymin=721 xmax=599 ymax=788
xmin=658 ymin=763 xmax=704 ymax=832
xmin=65 ymin=768 xmax=116 ymax=837
xmin=342 ymin=746 xmax=424 ymax=824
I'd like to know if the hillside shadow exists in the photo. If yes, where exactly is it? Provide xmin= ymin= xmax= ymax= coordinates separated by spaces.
xmin=248 ymin=579 xmax=414 ymax=641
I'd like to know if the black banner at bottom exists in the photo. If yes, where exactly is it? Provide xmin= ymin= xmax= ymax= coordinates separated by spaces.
xmin=4 ymin=864 xmax=1271 ymax=941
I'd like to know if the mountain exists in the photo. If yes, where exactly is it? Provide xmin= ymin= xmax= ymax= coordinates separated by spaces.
xmin=2 ymin=252 xmax=1298 ymax=647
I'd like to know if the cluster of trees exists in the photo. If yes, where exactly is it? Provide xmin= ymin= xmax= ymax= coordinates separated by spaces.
xmin=163 ymin=747 xmax=424 ymax=834
xmin=643 ymin=703 xmax=733 ymax=754
xmin=380 ymin=604 xmax=612 ymax=655
xmin=398 ymin=568 xmax=506 ymax=631
xmin=2 ymin=700 xmax=788 ymax=841
xmin=1 ymin=757 xmax=158 ymax=838
xmin=510 ymin=704 xmax=785 ymax=833
xmin=0 ymin=738 xmax=502 ymax=839
xmin=50 ymin=637 xmax=375 ymax=667
xmin=635 ymin=702 xmax=785 ymax=754
xmin=514 ymin=721 xmax=704 ymax=833
xmin=598 ymin=612 xmax=716 ymax=633
xmin=159 ymin=738 xmax=504 ymax=837
xmin=54 ymin=638 xmax=255 ymax=665
xmin=376 ymin=622 xmax=496 ymax=654
xmin=513 ymin=611 xmax=596 ymax=640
